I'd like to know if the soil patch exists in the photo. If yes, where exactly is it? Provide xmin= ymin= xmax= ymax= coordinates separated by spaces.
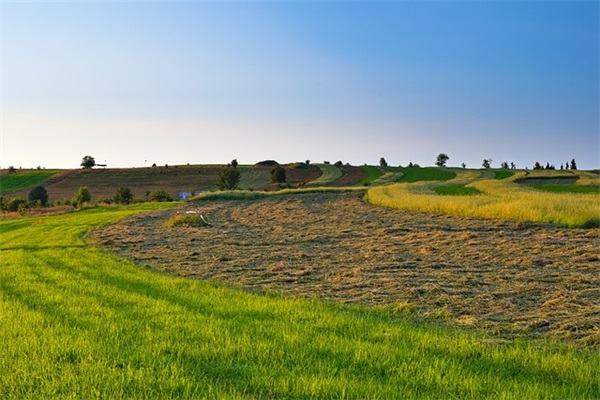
xmin=93 ymin=192 xmax=600 ymax=346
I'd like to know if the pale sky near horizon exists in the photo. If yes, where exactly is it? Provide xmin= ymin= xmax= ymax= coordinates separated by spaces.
xmin=1 ymin=1 xmax=599 ymax=170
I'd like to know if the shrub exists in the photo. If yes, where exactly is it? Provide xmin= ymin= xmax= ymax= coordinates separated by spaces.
xmin=72 ymin=186 xmax=92 ymax=208
xmin=150 ymin=190 xmax=173 ymax=202
xmin=114 ymin=187 xmax=133 ymax=205
xmin=3 ymin=197 xmax=27 ymax=213
xmin=28 ymin=186 xmax=49 ymax=206
xmin=271 ymin=166 xmax=287 ymax=183
xmin=217 ymin=167 xmax=241 ymax=191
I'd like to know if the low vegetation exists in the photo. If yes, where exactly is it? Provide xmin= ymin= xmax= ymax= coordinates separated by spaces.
xmin=164 ymin=213 xmax=210 ymax=228
xmin=434 ymin=185 xmax=482 ymax=196
xmin=1 ymin=205 xmax=598 ymax=398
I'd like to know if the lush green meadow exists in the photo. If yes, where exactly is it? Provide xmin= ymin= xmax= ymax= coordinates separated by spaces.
xmin=0 ymin=170 xmax=60 ymax=194
xmin=1 ymin=204 xmax=599 ymax=398
xmin=367 ymin=170 xmax=600 ymax=228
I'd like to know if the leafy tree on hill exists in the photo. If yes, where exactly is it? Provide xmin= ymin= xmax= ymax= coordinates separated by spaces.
xmin=533 ymin=162 xmax=543 ymax=170
xmin=217 ymin=167 xmax=240 ymax=190
xmin=114 ymin=187 xmax=133 ymax=205
xmin=7 ymin=166 xmax=16 ymax=174
xmin=482 ymin=159 xmax=492 ymax=169
xmin=229 ymin=159 xmax=238 ymax=168
xmin=80 ymin=155 xmax=96 ymax=169
xmin=379 ymin=157 xmax=388 ymax=167
xmin=72 ymin=186 xmax=91 ymax=208
xmin=28 ymin=186 xmax=49 ymax=206
xmin=500 ymin=162 xmax=509 ymax=169
xmin=271 ymin=166 xmax=287 ymax=183
xmin=435 ymin=153 xmax=449 ymax=167
xmin=570 ymin=159 xmax=577 ymax=170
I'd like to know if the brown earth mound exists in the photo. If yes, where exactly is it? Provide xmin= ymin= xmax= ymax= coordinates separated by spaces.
xmin=93 ymin=192 xmax=600 ymax=346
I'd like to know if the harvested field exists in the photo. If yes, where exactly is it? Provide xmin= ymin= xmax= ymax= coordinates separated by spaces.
xmin=94 ymin=192 xmax=600 ymax=346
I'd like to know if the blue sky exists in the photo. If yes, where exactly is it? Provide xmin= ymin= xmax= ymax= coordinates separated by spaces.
xmin=1 ymin=1 xmax=598 ymax=169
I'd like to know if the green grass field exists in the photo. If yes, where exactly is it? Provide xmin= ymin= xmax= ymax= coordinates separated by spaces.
xmin=434 ymin=185 xmax=482 ymax=196
xmin=1 ymin=204 xmax=599 ymax=398
xmin=396 ymin=167 xmax=456 ymax=183
xmin=356 ymin=166 xmax=383 ymax=186
xmin=494 ymin=170 xmax=515 ymax=180
xmin=532 ymin=185 xmax=600 ymax=194
xmin=0 ymin=170 xmax=60 ymax=194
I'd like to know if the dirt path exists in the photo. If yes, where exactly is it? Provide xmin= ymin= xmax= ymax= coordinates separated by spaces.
xmin=93 ymin=192 xmax=600 ymax=346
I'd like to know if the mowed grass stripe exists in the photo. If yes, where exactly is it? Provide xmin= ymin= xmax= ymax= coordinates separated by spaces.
xmin=306 ymin=164 xmax=343 ymax=186
xmin=0 ymin=205 xmax=598 ymax=398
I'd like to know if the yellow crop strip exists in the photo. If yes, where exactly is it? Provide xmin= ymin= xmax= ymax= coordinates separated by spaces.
xmin=366 ymin=171 xmax=600 ymax=228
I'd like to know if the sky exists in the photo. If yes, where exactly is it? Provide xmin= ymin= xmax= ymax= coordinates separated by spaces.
xmin=1 ymin=1 xmax=598 ymax=170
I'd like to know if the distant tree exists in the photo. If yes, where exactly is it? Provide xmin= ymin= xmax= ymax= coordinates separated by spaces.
xmin=324 ymin=161 xmax=330 ymax=165
xmin=435 ymin=153 xmax=449 ymax=167
xmin=305 ymin=160 xmax=310 ymax=165
xmin=149 ymin=190 xmax=173 ymax=202
xmin=230 ymin=159 xmax=238 ymax=168
xmin=545 ymin=162 xmax=550 ymax=170
xmin=482 ymin=159 xmax=492 ymax=169
xmin=461 ymin=163 xmax=466 ymax=169
xmin=334 ymin=160 xmax=343 ymax=167
xmin=80 ymin=155 xmax=96 ymax=169
xmin=28 ymin=186 xmax=49 ymax=206
xmin=565 ymin=160 xmax=570 ymax=170
xmin=379 ymin=157 xmax=388 ymax=167
xmin=216 ymin=167 xmax=240 ymax=190
xmin=570 ymin=159 xmax=577 ymax=170
xmin=408 ymin=162 xmax=414 ymax=167
xmin=72 ymin=186 xmax=92 ymax=208
xmin=500 ymin=162 xmax=509 ymax=169
xmin=7 ymin=166 xmax=16 ymax=174
xmin=152 ymin=163 xmax=157 ymax=167
xmin=560 ymin=164 xmax=564 ymax=170
xmin=271 ymin=166 xmax=287 ymax=183
xmin=533 ymin=162 xmax=543 ymax=170
xmin=510 ymin=162 xmax=516 ymax=170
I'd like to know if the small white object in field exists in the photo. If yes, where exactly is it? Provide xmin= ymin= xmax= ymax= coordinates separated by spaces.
xmin=200 ymin=214 xmax=212 ymax=226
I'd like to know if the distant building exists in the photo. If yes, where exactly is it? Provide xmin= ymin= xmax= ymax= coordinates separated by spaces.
xmin=179 ymin=191 xmax=192 ymax=201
